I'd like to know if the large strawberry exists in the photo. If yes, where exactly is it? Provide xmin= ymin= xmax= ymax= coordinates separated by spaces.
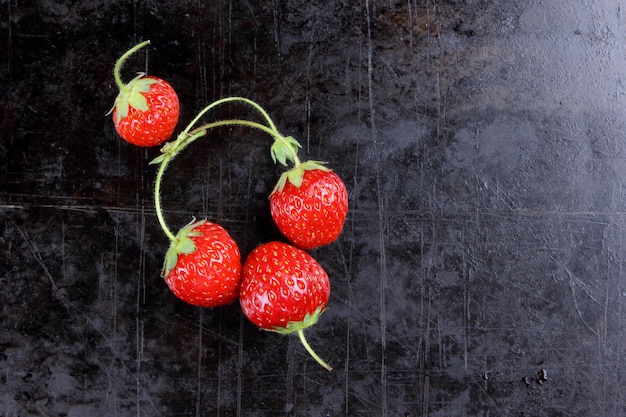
xmin=162 ymin=219 xmax=242 ymax=307
xmin=239 ymin=241 xmax=332 ymax=370
xmin=109 ymin=41 xmax=179 ymax=147
xmin=270 ymin=161 xmax=348 ymax=250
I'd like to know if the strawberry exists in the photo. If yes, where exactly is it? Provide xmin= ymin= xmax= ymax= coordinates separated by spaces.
xmin=112 ymin=75 xmax=179 ymax=147
xmin=239 ymin=241 xmax=332 ymax=370
xmin=270 ymin=161 xmax=348 ymax=250
xmin=109 ymin=41 xmax=180 ymax=147
xmin=162 ymin=219 xmax=242 ymax=308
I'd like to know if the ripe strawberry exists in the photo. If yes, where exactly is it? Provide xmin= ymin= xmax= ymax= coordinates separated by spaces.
xmin=270 ymin=163 xmax=348 ymax=250
xmin=109 ymin=41 xmax=179 ymax=147
xmin=112 ymin=75 xmax=179 ymax=147
xmin=162 ymin=219 xmax=242 ymax=308
xmin=239 ymin=241 xmax=332 ymax=370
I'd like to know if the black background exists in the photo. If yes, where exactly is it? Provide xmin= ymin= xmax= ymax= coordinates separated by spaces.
xmin=2 ymin=1 xmax=626 ymax=416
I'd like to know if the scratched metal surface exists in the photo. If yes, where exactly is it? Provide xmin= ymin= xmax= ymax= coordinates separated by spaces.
xmin=1 ymin=1 xmax=626 ymax=416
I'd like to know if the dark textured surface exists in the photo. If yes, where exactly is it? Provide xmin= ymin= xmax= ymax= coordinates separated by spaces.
xmin=2 ymin=1 xmax=626 ymax=416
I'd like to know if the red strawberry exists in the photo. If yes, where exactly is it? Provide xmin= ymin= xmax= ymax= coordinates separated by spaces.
xmin=112 ymin=75 xmax=179 ymax=147
xmin=270 ymin=163 xmax=348 ymax=250
xmin=162 ymin=219 xmax=242 ymax=307
xmin=239 ymin=241 xmax=332 ymax=370
xmin=109 ymin=41 xmax=179 ymax=147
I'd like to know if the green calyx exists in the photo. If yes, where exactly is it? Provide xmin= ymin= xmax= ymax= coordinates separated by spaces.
xmin=270 ymin=135 xmax=301 ymax=166
xmin=269 ymin=134 xmax=330 ymax=194
xmin=161 ymin=218 xmax=205 ymax=278
xmin=271 ymin=160 xmax=330 ymax=195
xmin=270 ymin=305 xmax=326 ymax=335
xmin=110 ymin=74 xmax=159 ymax=123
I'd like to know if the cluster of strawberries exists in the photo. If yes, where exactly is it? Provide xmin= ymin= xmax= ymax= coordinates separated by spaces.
xmin=109 ymin=41 xmax=348 ymax=370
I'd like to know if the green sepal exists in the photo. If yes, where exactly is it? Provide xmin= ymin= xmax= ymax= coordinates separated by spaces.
xmin=150 ymin=144 xmax=173 ymax=165
xmin=270 ymin=136 xmax=301 ymax=166
xmin=271 ymin=160 xmax=330 ymax=195
xmin=109 ymin=73 xmax=160 ymax=123
xmin=161 ymin=218 xmax=206 ymax=278
xmin=268 ymin=306 xmax=326 ymax=335
xmin=150 ymin=154 xmax=166 ymax=165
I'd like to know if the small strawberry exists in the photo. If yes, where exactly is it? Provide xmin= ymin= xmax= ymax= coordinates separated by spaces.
xmin=109 ymin=41 xmax=180 ymax=147
xmin=270 ymin=159 xmax=348 ymax=250
xmin=239 ymin=241 xmax=332 ymax=370
xmin=162 ymin=219 xmax=242 ymax=308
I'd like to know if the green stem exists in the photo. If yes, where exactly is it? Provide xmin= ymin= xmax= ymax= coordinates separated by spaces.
xmin=153 ymin=154 xmax=177 ymax=242
xmin=178 ymin=97 xmax=301 ymax=166
xmin=180 ymin=96 xmax=278 ymax=137
xmin=153 ymin=130 xmax=206 ymax=242
xmin=153 ymin=118 xmax=292 ymax=242
xmin=186 ymin=119 xmax=281 ymax=145
xmin=191 ymin=119 xmax=301 ymax=166
xmin=113 ymin=40 xmax=151 ymax=94
xmin=297 ymin=329 xmax=332 ymax=371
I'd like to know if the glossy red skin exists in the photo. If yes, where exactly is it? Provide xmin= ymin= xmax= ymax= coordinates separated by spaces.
xmin=270 ymin=169 xmax=348 ymax=250
xmin=164 ymin=222 xmax=242 ymax=307
xmin=112 ymin=76 xmax=179 ymax=147
xmin=239 ymin=241 xmax=330 ymax=330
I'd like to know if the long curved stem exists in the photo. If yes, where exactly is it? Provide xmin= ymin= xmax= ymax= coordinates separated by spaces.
xmin=113 ymin=40 xmax=150 ymax=94
xmin=153 ymin=155 xmax=177 ymax=242
xmin=186 ymin=119 xmax=278 ymax=144
xmin=186 ymin=119 xmax=301 ymax=166
xmin=153 ymin=118 xmax=292 ymax=242
xmin=181 ymin=96 xmax=278 ymax=136
xmin=297 ymin=329 xmax=332 ymax=371
xmin=179 ymin=97 xmax=303 ymax=167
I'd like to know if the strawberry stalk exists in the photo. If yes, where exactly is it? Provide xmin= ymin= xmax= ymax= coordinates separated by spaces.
xmin=149 ymin=97 xmax=323 ymax=246
xmin=151 ymin=122 xmax=283 ymax=242
xmin=151 ymin=96 xmax=329 ymax=266
xmin=112 ymin=40 xmax=151 ymax=95
xmin=170 ymin=97 xmax=327 ymax=192
xmin=297 ymin=329 xmax=332 ymax=371
xmin=269 ymin=306 xmax=332 ymax=371
xmin=180 ymin=96 xmax=279 ymax=138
